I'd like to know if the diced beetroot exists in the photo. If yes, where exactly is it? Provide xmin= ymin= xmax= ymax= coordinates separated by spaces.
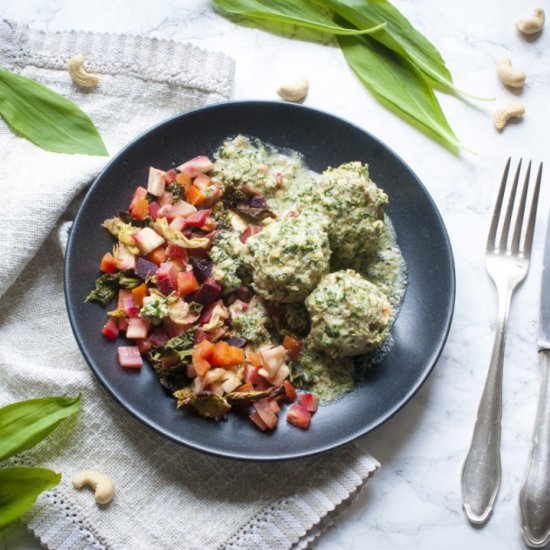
xmin=186 ymin=209 xmax=211 ymax=228
xmin=226 ymin=336 xmax=247 ymax=348
xmin=240 ymin=224 xmax=263 ymax=243
xmin=249 ymin=411 xmax=269 ymax=431
xmin=135 ymin=257 xmax=158 ymax=280
xmin=165 ymin=243 xmax=187 ymax=261
xmin=189 ymin=257 xmax=212 ymax=284
xmin=117 ymin=346 xmax=143 ymax=368
xmin=298 ymin=393 xmax=318 ymax=413
xmin=165 ymin=168 xmax=178 ymax=183
xmin=192 ymin=278 xmax=222 ymax=306
xmin=156 ymin=262 xmax=178 ymax=295
xmin=254 ymin=398 xmax=278 ymax=430
xmin=265 ymin=302 xmax=285 ymax=330
xmin=148 ymin=328 xmax=169 ymax=347
xmin=126 ymin=318 xmax=151 ymax=339
xmin=133 ymin=227 xmax=165 ymax=255
xmin=148 ymin=201 xmax=161 ymax=219
xmin=250 ymin=195 xmax=267 ymax=209
xmin=235 ymin=286 xmax=253 ymax=303
xmin=160 ymin=191 xmax=174 ymax=206
xmin=169 ymin=216 xmax=187 ymax=232
xmin=171 ymin=199 xmax=196 ymax=218
xmin=101 ymin=317 xmax=119 ymax=341
xmin=177 ymin=155 xmax=214 ymax=177
xmin=122 ymin=296 xmax=139 ymax=318
xmin=199 ymin=299 xmax=222 ymax=325
xmin=287 ymin=403 xmax=311 ymax=429
xmin=147 ymin=167 xmax=166 ymax=197
xmin=268 ymin=398 xmax=280 ymax=414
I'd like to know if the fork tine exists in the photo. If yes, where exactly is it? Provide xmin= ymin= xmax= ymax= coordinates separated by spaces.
xmin=487 ymin=157 xmax=511 ymax=251
xmin=522 ymin=162 xmax=543 ymax=258
xmin=511 ymin=161 xmax=531 ymax=255
xmin=498 ymin=159 xmax=522 ymax=252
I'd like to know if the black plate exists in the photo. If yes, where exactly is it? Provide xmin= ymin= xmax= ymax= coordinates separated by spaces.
xmin=65 ymin=101 xmax=455 ymax=461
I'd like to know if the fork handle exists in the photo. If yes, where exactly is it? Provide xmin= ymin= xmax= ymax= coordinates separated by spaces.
xmin=461 ymin=286 xmax=511 ymax=524
xmin=519 ymin=350 xmax=550 ymax=547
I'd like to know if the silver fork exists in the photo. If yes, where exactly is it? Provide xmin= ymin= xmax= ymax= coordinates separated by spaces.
xmin=462 ymin=158 xmax=543 ymax=525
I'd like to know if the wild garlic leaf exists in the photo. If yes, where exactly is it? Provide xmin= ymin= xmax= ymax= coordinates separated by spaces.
xmin=0 ymin=395 xmax=81 ymax=462
xmin=338 ymin=34 xmax=462 ymax=152
xmin=212 ymin=0 xmax=386 ymax=35
xmin=0 ymin=69 xmax=108 ymax=156
xmin=0 ymin=467 xmax=61 ymax=529
xmin=319 ymin=0 xmax=467 ymax=97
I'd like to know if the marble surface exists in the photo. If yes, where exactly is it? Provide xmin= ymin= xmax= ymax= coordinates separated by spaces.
xmin=1 ymin=0 xmax=549 ymax=549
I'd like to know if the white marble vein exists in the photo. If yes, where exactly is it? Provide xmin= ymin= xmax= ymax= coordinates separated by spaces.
xmin=0 ymin=0 xmax=549 ymax=548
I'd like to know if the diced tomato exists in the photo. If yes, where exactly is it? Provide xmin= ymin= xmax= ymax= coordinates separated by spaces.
xmin=185 ymin=209 xmax=211 ymax=228
xmin=100 ymin=252 xmax=118 ymax=273
xmin=192 ymin=340 xmax=214 ymax=376
xmin=165 ymin=168 xmax=177 ymax=183
xmin=177 ymin=271 xmax=200 ymax=296
xmin=240 ymin=225 xmax=263 ymax=244
xmin=131 ymin=283 xmax=148 ymax=308
xmin=122 ymin=296 xmax=139 ymax=318
xmin=156 ymin=262 xmax=178 ymax=294
xmin=101 ymin=317 xmax=119 ymax=341
xmin=117 ymin=346 xmax=143 ymax=368
xmin=283 ymin=380 xmax=297 ymax=402
xmin=126 ymin=318 xmax=151 ymax=339
xmin=249 ymin=411 xmax=269 ymax=431
xmin=129 ymin=186 xmax=147 ymax=211
xmin=298 ymin=392 xmax=318 ymax=413
xmin=192 ymin=173 xmax=211 ymax=190
xmin=254 ymin=398 xmax=278 ymax=430
xmin=287 ymin=403 xmax=311 ymax=429
xmin=144 ymin=245 xmax=168 ymax=266
xmin=130 ymin=198 xmax=149 ymax=220
xmin=186 ymin=185 xmax=207 ymax=206
xmin=209 ymin=341 xmax=245 ymax=367
xmin=283 ymin=335 xmax=303 ymax=361
xmin=148 ymin=201 xmax=161 ymax=219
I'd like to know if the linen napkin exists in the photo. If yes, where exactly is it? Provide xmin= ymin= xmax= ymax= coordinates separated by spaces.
xmin=0 ymin=20 xmax=379 ymax=550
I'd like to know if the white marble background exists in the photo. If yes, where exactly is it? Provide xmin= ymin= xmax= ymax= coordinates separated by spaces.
xmin=0 ymin=0 xmax=549 ymax=549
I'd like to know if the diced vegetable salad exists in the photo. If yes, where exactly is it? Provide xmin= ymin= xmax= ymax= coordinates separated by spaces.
xmin=87 ymin=152 xmax=317 ymax=431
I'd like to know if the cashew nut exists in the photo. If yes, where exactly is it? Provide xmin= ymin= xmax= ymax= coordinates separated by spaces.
xmin=72 ymin=469 xmax=114 ymax=505
xmin=67 ymin=55 xmax=101 ymax=88
xmin=493 ymin=101 xmax=525 ymax=130
xmin=277 ymin=75 xmax=309 ymax=102
xmin=496 ymin=58 xmax=526 ymax=89
xmin=516 ymin=8 xmax=545 ymax=35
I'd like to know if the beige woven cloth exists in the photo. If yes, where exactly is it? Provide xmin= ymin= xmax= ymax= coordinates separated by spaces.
xmin=0 ymin=20 xmax=379 ymax=550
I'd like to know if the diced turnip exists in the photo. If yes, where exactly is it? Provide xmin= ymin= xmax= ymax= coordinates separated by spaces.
xmin=270 ymin=363 xmax=290 ymax=387
xmin=287 ymin=403 xmax=311 ymax=429
xmin=177 ymin=155 xmax=214 ymax=177
xmin=165 ymin=168 xmax=177 ymax=183
xmin=147 ymin=166 xmax=166 ymax=197
xmin=156 ymin=204 xmax=174 ymax=221
xmin=259 ymin=345 xmax=288 ymax=378
xmin=249 ymin=411 xmax=269 ymax=431
xmin=117 ymin=346 xmax=143 ymax=368
xmin=114 ymin=243 xmax=136 ymax=271
xmin=186 ymin=209 xmax=211 ymax=228
xmin=170 ymin=216 xmax=187 ymax=232
xmin=254 ymin=398 xmax=278 ymax=430
xmin=126 ymin=318 xmax=151 ymax=339
xmin=135 ymin=257 xmax=158 ymax=280
xmin=160 ymin=191 xmax=174 ymax=206
xmin=171 ymin=199 xmax=197 ymax=218
xmin=133 ymin=227 xmax=165 ymax=255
